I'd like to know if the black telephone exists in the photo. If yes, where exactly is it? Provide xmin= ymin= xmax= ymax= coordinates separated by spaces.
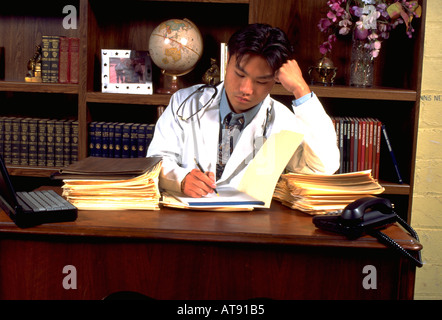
xmin=313 ymin=197 xmax=423 ymax=268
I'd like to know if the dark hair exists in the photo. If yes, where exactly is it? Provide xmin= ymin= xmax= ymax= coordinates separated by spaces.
xmin=227 ymin=23 xmax=293 ymax=74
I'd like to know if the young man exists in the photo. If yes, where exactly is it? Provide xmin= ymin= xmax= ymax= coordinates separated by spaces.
xmin=147 ymin=23 xmax=340 ymax=198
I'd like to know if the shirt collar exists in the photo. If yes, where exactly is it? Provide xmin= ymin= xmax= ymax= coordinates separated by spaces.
xmin=219 ymin=88 xmax=262 ymax=128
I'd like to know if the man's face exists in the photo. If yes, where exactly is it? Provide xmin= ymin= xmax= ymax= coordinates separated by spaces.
xmin=224 ymin=53 xmax=276 ymax=114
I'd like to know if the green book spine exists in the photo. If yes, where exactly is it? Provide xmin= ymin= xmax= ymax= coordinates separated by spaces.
xmin=46 ymin=119 xmax=56 ymax=167
xmin=37 ymin=119 xmax=48 ymax=166
xmin=11 ymin=117 xmax=20 ymax=165
xmin=28 ymin=118 xmax=38 ymax=166
xmin=49 ymin=36 xmax=60 ymax=83
xmin=41 ymin=36 xmax=51 ymax=83
xmin=3 ymin=118 xmax=12 ymax=164
xmin=55 ymin=119 xmax=65 ymax=167
xmin=63 ymin=119 xmax=72 ymax=165
xmin=0 ymin=117 xmax=5 ymax=156
xmin=71 ymin=120 xmax=78 ymax=163
xmin=19 ymin=118 xmax=30 ymax=166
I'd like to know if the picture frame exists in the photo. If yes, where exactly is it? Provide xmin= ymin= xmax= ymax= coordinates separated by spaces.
xmin=101 ymin=49 xmax=153 ymax=94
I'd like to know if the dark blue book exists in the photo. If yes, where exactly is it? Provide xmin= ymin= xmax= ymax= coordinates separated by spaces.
xmin=121 ymin=123 xmax=133 ymax=158
xmin=101 ymin=122 xmax=110 ymax=158
xmin=137 ymin=123 xmax=148 ymax=158
xmin=107 ymin=122 xmax=116 ymax=158
xmin=130 ymin=123 xmax=140 ymax=158
xmin=113 ymin=123 xmax=123 ymax=158
xmin=94 ymin=121 xmax=104 ymax=157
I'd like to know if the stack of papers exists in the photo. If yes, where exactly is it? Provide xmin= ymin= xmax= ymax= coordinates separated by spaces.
xmin=273 ymin=170 xmax=385 ymax=215
xmin=59 ymin=157 xmax=162 ymax=210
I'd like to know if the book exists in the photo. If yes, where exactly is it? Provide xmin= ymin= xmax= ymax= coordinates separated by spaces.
xmin=19 ymin=118 xmax=30 ymax=166
xmin=28 ymin=118 xmax=38 ymax=166
xmin=41 ymin=36 xmax=51 ymax=83
xmin=48 ymin=36 xmax=60 ymax=83
xmin=59 ymin=36 xmax=70 ymax=83
xmin=54 ymin=119 xmax=65 ymax=167
xmin=37 ymin=119 xmax=48 ymax=166
xmin=11 ymin=117 xmax=20 ymax=165
xmin=2 ymin=117 xmax=12 ymax=164
xmin=69 ymin=38 xmax=80 ymax=84
xmin=46 ymin=119 xmax=56 ymax=166
xmin=59 ymin=157 xmax=163 ymax=210
xmin=273 ymin=170 xmax=385 ymax=215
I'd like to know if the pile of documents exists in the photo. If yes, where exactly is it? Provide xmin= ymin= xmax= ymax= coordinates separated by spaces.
xmin=56 ymin=157 xmax=162 ymax=210
xmin=273 ymin=170 xmax=385 ymax=215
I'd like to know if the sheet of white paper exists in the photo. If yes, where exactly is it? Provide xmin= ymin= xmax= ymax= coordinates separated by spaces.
xmin=237 ymin=130 xmax=304 ymax=208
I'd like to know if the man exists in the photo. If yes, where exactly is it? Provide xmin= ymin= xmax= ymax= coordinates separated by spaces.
xmin=147 ymin=24 xmax=340 ymax=198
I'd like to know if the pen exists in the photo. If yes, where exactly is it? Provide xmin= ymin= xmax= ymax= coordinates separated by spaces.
xmin=194 ymin=158 xmax=219 ymax=196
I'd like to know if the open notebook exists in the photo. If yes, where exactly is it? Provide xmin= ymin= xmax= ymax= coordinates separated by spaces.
xmin=0 ymin=155 xmax=77 ymax=228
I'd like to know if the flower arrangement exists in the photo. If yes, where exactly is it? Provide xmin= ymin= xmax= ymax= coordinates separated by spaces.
xmin=318 ymin=0 xmax=422 ymax=58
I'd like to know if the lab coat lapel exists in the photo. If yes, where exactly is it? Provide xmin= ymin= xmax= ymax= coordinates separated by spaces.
xmin=194 ymin=84 xmax=223 ymax=173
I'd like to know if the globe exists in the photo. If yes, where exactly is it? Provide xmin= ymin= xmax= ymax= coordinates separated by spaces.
xmin=149 ymin=19 xmax=203 ymax=93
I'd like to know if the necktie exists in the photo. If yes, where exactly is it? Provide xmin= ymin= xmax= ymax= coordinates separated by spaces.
xmin=216 ymin=113 xmax=244 ymax=180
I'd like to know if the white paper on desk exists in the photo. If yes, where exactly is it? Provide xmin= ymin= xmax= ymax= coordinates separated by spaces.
xmin=237 ymin=130 xmax=304 ymax=208
xmin=166 ymin=185 xmax=265 ymax=208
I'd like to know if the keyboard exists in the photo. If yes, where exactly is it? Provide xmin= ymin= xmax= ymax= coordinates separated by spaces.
xmin=16 ymin=190 xmax=77 ymax=213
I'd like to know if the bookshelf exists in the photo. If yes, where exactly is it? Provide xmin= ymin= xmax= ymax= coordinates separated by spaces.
xmin=0 ymin=0 xmax=426 ymax=220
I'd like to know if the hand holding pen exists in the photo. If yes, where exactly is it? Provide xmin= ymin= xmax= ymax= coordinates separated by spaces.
xmin=180 ymin=159 xmax=219 ymax=198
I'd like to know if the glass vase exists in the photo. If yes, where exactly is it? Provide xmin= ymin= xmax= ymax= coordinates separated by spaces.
xmin=349 ymin=39 xmax=374 ymax=87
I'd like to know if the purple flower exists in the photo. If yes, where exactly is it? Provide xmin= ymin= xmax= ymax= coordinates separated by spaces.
xmin=317 ymin=0 xmax=421 ymax=58
xmin=318 ymin=18 xmax=332 ymax=32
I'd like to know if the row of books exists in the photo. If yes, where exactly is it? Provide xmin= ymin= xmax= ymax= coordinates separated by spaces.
xmin=89 ymin=121 xmax=155 ymax=159
xmin=0 ymin=117 xmax=78 ymax=167
xmin=41 ymin=35 xmax=79 ymax=83
xmin=332 ymin=117 xmax=383 ymax=179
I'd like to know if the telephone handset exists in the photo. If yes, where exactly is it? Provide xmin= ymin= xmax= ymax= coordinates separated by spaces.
xmin=313 ymin=196 xmax=423 ymax=268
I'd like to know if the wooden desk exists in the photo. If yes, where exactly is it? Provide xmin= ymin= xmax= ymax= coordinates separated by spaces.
xmin=0 ymin=189 xmax=421 ymax=300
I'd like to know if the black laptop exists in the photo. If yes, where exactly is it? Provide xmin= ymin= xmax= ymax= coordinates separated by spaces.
xmin=0 ymin=155 xmax=77 ymax=228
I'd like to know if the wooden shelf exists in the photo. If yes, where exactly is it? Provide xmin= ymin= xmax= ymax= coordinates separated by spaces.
xmin=0 ymin=81 xmax=79 ymax=94
xmin=271 ymin=84 xmax=418 ymax=101
xmin=380 ymin=181 xmax=410 ymax=195
xmin=86 ymin=92 xmax=171 ymax=105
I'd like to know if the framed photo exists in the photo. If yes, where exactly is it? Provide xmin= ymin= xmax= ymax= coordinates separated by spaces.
xmin=101 ymin=50 xmax=153 ymax=94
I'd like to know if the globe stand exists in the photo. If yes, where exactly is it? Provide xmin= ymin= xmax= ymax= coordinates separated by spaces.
xmin=156 ymin=73 xmax=179 ymax=94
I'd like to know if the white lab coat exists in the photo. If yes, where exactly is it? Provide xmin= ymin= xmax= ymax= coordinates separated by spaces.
xmin=147 ymin=82 xmax=340 ymax=193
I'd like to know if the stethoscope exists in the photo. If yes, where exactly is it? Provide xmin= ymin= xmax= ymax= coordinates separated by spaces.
xmin=176 ymin=83 xmax=273 ymax=139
